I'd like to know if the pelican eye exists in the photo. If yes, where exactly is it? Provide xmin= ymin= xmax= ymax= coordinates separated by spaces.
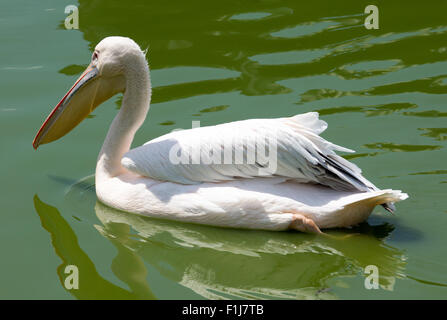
xmin=92 ymin=51 xmax=99 ymax=62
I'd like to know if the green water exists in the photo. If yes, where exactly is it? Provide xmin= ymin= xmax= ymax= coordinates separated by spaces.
xmin=1 ymin=0 xmax=447 ymax=299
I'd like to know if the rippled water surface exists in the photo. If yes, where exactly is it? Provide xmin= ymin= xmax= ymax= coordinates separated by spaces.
xmin=1 ymin=0 xmax=447 ymax=299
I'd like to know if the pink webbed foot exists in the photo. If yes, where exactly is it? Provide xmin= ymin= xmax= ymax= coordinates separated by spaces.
xmin=289 ymin=213 xmax=322 ymax=234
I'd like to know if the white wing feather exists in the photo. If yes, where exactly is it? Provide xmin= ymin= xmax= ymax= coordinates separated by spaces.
xmin=122 ymin=112 xmax=378 ymax=192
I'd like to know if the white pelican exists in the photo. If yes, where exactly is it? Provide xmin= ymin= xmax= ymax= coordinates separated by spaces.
xmin=33 ymin=37 xmax=408 ymax=233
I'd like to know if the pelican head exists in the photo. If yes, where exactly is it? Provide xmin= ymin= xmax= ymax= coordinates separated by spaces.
xmin=33 ymin=36 xmax=147 ymax=149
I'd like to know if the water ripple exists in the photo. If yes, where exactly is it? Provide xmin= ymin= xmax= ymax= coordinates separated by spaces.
xmin=364 ymin=142 xmax=442 ymax=152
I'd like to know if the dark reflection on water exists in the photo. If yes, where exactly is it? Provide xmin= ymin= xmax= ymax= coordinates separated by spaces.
xmin=199 ymin=105 xmax=230 ymax=113
xmin=364 ymin=142 xmax=442 ymax=152
xmin=313 ymin=103 xmax=417 ymax=117
xmin=34 ymin=195 xmax=154 ymax=300
xmin=419 ymin=128 xmax=447 ymax=141
xmin=404 ymin=110 xmax=447 ymax=118
xmin=343 ymin=152 xmax=380 ymax=160
xmin=410 ymin=170 xmax=447 ymax=176
xmin=68 ymin=1 xmax=447 ymax=102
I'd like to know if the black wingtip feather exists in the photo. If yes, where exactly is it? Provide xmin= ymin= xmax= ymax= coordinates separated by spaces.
xmin=382 ymin=202 xmax=395 ymax=213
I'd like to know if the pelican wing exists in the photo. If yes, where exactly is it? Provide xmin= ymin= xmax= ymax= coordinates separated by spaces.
xmin=122 ymin=112 xmax=377 ymax=192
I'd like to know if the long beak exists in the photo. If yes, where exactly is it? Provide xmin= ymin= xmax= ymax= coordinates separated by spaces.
xmin=33 ymin=65 xmax=101 ymax=149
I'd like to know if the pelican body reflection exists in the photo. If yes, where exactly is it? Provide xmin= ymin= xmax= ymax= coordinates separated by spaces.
xmin=33 ymin=175 xmax=406 ymax=299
